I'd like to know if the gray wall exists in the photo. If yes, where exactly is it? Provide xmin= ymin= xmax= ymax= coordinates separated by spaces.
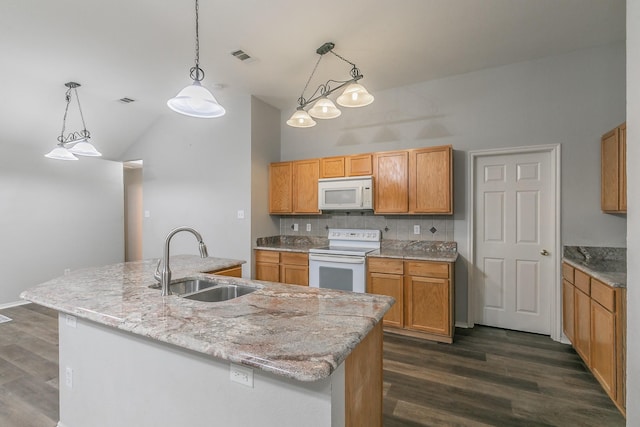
xmin=250 ymin=97 xmax=281 ymax=273
xmin=0 ymin=147 xmax=124 ymax=305
xmin=626 ymin=1 xmax=638 ymax=423
xmin=280 ymin=43 xmax=627 ymax=324
xmin=121 ymin=95 xmax=254 ymax=277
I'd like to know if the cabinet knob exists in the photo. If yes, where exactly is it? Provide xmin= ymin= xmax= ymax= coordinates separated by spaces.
xmin=540 ymin=249 xmax=549 ymax=256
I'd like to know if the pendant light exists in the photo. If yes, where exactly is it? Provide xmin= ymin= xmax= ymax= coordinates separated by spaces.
xmin=287 ymin=42 xmax=373 ymax=128
xmin=45 ymin=82 xmax=102 ymax=161
xmin=167 ymin=0 xmax=225 ymax=118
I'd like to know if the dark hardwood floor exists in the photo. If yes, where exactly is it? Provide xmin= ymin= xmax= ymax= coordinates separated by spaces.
xmin=0 ymin=304 xmax=625 ymax=427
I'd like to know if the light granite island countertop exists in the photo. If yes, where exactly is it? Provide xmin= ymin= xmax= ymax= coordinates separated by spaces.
xmin=21 ymin=255 xmax=393 ymax=427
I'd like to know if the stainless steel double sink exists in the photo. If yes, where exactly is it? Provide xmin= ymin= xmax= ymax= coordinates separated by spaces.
xmin=152 ymin=277 xmax=257 ymax=302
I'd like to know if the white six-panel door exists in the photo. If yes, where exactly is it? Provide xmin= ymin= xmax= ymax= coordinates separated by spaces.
xmin=473 ymin=150 xmax=554 ymax=334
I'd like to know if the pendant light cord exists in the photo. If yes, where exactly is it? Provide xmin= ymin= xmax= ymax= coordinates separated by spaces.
xmin=190 ymin=0 xmax=204 ymax=82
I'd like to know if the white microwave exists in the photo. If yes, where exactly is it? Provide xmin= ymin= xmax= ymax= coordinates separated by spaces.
xmin=318 ymin=176 xmax=373 ymax=210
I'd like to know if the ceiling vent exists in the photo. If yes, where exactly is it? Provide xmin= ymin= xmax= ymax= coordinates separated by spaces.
xmin=231 ymin=49 xmax=253 ymax=62
xmin=118 ymin=97 xmax=135 ymax=104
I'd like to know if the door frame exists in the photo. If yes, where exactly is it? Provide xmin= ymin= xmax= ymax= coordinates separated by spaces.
xmin=467 ymin=144 xmax=562 ymax=341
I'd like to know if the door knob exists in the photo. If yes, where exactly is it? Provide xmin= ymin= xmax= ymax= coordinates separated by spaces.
xmin=540 ymin=249 xmax=549 ymax=256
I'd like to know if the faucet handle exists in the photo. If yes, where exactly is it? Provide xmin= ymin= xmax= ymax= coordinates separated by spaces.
xmin=154 ymin=259 xmax=162 ymax=282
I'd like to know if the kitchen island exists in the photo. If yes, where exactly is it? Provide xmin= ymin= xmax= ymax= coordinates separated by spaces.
xmin=21 ymin=255 xmax=393 ymax=427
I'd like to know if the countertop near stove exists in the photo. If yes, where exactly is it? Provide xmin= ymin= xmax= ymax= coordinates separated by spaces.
xmin=563 ymin=246 xmax=626 ymax=288
xmin=255 ymin=236 xmax=458 ymax=262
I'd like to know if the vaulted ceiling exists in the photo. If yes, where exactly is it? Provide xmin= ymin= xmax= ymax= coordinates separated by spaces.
xmin=0 ymin=0 xmax=625 ymax=160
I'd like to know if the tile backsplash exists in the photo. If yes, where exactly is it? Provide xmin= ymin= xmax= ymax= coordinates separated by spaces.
xmin=280 ymin=212 xmax=454 ymax=241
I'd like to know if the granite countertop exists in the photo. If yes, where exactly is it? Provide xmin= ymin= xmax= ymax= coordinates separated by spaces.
xmin=563 ymin=246 xmax=626 ymax=288
xmin=255 ymin=236 xmax=458 ymax=262
xmin=20 ymin=255 xmax=393 ymax=382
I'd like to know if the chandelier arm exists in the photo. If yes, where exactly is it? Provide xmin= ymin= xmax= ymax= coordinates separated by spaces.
xmin=73 ymin=87 xmax=90 ymax=138
xmin=300 ymin=76 xmax=363 ymax=109
xmin=58 ymin=89 xmax=72 ymax=143
xmin=297 ymin=55 xmax=324 ymax=106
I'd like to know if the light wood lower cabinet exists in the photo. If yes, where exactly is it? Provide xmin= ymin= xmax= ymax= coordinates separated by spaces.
xmin=254 ymin=250 xmax=308 ymax=286
xmin=367 ymin=257 xmax=454 ymax=343
xmin=562 ymin=262 xmax=626 ymax=415
xmin=208 ymin=265 xmax=242 ymax=277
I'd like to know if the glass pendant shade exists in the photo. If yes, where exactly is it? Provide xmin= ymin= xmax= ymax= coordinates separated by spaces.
xmin=45 ymin=145 xmax=79 ymax=161
xmin=286 ymin=109 xmax=317 ymax=128
xmin=336 ymin=83 xmax=374 ymax=108
xmin=308 ymin=97 xmax=342 ymax=119
xmin=167 ymin=81 xmax=226 ymax=118
xmin=68 ymin=139 xmax=102 ymax=157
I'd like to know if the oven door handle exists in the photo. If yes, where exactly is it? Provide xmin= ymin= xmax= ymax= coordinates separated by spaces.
xmin=309 ymin=254 xmax=366 ymax=264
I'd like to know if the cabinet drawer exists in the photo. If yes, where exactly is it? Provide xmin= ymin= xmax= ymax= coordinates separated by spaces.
xmin=562 ymin=263 xmax=575 ymax=284
xmin=280 ymin=251 xmax=308 ymax=266
xmin=368 ymin=257 xmax=403 ymax=274
xmin=255 ymin=250 xmax=280 ymax=264
xmin=591 ymin=279 xmax=615 ymax=312
xmin=404 ymin=261 xmax=450 ymax=279
xmin=574 ymin=269 xmax=591 ymax=295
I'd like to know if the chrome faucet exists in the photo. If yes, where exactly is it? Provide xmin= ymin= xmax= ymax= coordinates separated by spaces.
xmin=154 ymin=226 xmax=208 ymax=296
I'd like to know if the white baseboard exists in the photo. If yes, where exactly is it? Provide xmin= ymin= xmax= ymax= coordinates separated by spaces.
xmin=455 ymin=321 xmax=471 ymax=328
xmin=0 ymin=300 xmax=30 ymax=310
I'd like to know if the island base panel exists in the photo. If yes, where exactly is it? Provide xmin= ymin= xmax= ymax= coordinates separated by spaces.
xmin=57 ymin=314 xmax=346 ymax=427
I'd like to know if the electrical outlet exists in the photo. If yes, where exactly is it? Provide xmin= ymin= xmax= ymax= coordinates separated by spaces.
xmin=306 ymin=224 xmax=311 ymax=232
xmin=65 ymin=366 xmax=73 ymax=388
xmin=414 ymin=225 xmax=421 ymax=234
xmin=230 ymin=363 xmax=253 ymax=387
xmin=64 ymin=268 xmax=71 ymax=275
xmin=293 ymin=223 xmax=299 ymax=231
xmin=237 ymin=210 xmax=245 ymax=219
xmin=65 ymin=314 xmax=77 ymax=328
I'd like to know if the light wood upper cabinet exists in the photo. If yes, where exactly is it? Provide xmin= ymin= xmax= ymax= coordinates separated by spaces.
xmin=269 ymin=162 xmax=292 ymax=213
xmin=601 ymin=123 xmax=626 ymax=213
xmin=346 ymin=154 xmax=373 ymax=176
xmin=320 ymin=156 xmax=345 ymax=178
xmin=373 ymin=151 xmax=409 ymax=213
xmin=292 ymin=159 xmax=320 ymax=214
xmin=320 ymin=154 xmax=373 ymax=178
xmin=269 ymin=160 xmax=320 ymax=214
xmin=409 ymin=146 xmax=453 ymax=214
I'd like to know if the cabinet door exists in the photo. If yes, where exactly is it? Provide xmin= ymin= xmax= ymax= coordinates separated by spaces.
xmin=373 ymin=151 xmax=408 ymax=213
xmin=601 ymin=128 xmax=620 ymax=212
xmin=368 ymin=272 xmax=404 ymax=328
xmin=409 ymin=146 xmax=453 ymax=214
xmin=293 ymin=159 xmax=320 ymax=213
xmin=574 ymin=288 xmax=591 ymax=364
xmin=619 ymin=123 xmax=626 ymax=211
xmin=591 ymin=301 xmax=616 ymax=399
xmin=320 ymin=156 xmax=345 ymax=178
xmin=255 ymin=262 xmax=280 ymax=282
xmin=346 ymin=154 xmax=373 ymax=176
xmin=562 ymin=280 xmax=575 ymax=343
xmin=405 ymin=276 xmax=449 ymax=335
xmin=280 ymin=264 xmax=309 ymax=286
xmin=269 ymin=162 xmax=292 ymax=213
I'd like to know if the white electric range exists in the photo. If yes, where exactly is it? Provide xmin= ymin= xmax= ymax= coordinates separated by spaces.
xmin=308 ymin=229 xmax=381 ymax=293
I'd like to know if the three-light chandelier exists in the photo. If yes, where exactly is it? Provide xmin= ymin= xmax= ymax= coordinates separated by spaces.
xmin=286 ymin=42 xmax=374 ymax=128
xmin=45 ymin=82 xmax=102 ymax=161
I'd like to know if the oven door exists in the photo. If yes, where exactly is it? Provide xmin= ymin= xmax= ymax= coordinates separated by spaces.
xmin=308 ymin=253 xmax=366 ymax=293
